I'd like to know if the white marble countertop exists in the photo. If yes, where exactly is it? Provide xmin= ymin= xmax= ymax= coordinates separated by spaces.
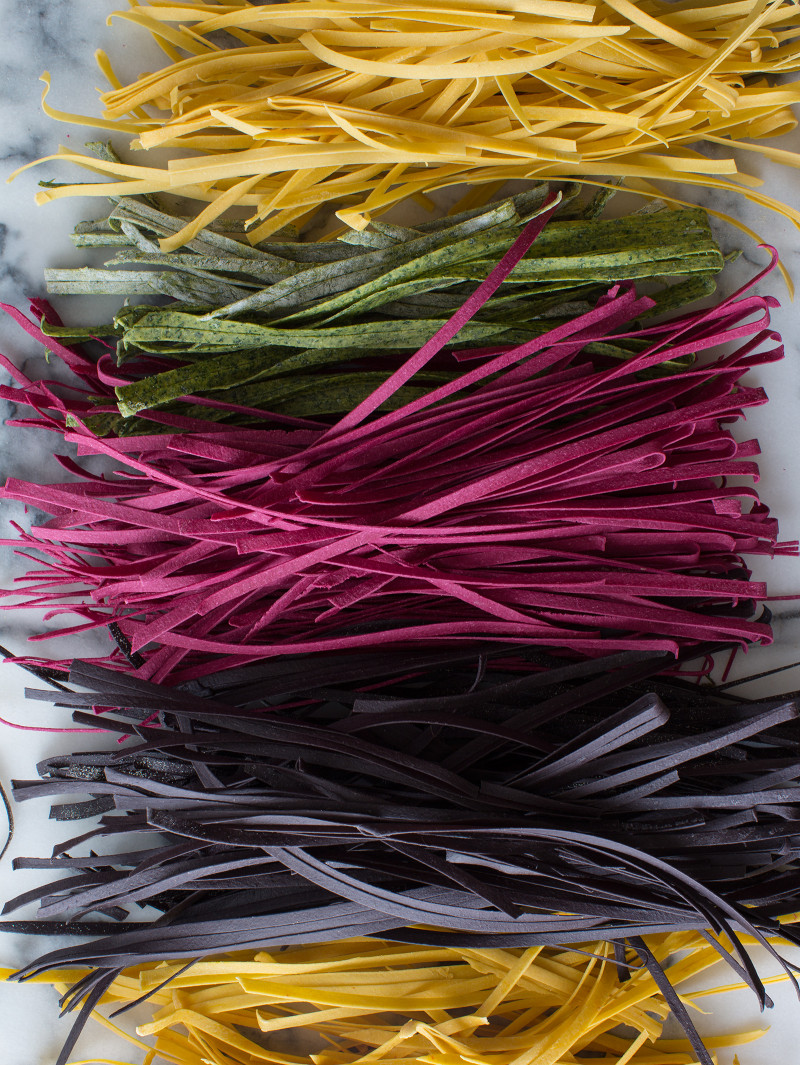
xmin=1 ymin=2 xmax=800 ymax=1061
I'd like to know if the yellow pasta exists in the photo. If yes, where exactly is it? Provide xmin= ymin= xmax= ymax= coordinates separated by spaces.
xmin=9 ymin=0 xmax=800 ymax=246
xmin=2 ymin=933 xmax=774 ymax=1065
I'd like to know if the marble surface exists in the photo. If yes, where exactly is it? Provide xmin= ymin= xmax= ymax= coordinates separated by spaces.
xmin=1 ymin=1 xmax=800 ymax=1061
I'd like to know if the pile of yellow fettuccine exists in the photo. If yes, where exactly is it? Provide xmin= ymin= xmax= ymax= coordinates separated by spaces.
xmin=4 ymin=932 xmax=775 ymax=1065
xmin=13 ymin=0 xmax=800 ymax=247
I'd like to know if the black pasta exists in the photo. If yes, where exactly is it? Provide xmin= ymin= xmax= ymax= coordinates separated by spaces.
xmin=5 ymin=647 xmax=800 ymax=1065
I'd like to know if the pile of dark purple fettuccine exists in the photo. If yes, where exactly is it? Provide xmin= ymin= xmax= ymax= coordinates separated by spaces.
xmin=4 ymin=647 xmax=800 ymax=1065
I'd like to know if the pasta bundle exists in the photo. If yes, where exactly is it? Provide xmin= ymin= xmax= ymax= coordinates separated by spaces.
xmin=16 ymin=0 xmax=800 ymax=245
xmin=2 ymin=934 xmax=770 ymax=1065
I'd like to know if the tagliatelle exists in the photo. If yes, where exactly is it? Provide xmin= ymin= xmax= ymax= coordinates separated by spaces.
xmin=9 ymin=0 xmax=800 ymax=245
xmin=1 ymin=934 xmax=772 ymax=1065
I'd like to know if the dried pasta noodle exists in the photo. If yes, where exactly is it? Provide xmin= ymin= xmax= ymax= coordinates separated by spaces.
xmin=11 ymin=0 xmax=800 ymax=247
xmin=2 ymin=934 xmax=773 ymax=1065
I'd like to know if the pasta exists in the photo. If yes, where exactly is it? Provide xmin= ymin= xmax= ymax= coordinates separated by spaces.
xmin=3 ymin=934 xmax=770 ymax=1065
xmin=10 ymin=0 xmax=800 ymax=246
